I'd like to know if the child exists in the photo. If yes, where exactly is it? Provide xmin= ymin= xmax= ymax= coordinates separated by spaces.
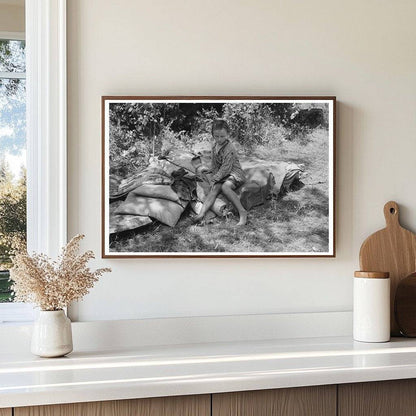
xmin=194 ymin=119 xmax=247 ymax=226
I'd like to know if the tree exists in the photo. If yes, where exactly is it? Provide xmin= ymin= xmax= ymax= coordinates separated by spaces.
xmin=0 ymin=160 xmax=26 ymax=270
xmin=0 ymin=40 xmax=27 ymax=302
xmin=0 ymin=39 xmax=25 ymax=73
xmin=0 ymin=39 xmax=26 ymax=155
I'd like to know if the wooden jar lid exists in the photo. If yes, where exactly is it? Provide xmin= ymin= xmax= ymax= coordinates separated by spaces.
xmin=354 ymin=271 xmax=390 ymax=279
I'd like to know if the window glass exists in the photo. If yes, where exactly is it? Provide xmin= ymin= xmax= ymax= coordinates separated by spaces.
xmin=0 ymin=39 xmax=26 ymax=303
xmin=0 ymin=39 xmax=26 ymax=73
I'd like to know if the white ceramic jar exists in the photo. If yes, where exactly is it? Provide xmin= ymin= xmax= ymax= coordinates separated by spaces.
xmin=31 ymin=310 xmax=73 ymax=357
xmin=353 ymin=271 xmax=390 ymax=343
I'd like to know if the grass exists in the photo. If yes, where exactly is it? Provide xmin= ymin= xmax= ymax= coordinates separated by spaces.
xmin=110 ymin=128 xmax=330 ymax=254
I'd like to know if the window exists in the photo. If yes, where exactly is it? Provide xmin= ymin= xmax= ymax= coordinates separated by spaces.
xmin=0 ymin=33 xmax=26 ymax=306
xmin=0 ymin=0 xmax=67 ymax=324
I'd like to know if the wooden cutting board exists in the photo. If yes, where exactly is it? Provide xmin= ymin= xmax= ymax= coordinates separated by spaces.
xmin=359 ymin=201 xmax=416 ymax=336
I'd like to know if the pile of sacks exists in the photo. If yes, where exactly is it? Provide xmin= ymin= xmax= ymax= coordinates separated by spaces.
xmin=109 ymin=150 xmax=304 ymax=234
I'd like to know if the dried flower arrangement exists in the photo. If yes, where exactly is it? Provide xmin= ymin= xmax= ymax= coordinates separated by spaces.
xmin=10 ymin=234 xmax=111 ymax=311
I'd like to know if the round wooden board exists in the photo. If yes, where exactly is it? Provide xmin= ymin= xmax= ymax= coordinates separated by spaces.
xmin=395 ymin=273 xmax=416 ymax=337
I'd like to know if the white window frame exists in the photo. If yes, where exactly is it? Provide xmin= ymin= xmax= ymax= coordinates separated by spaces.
xmin=0 ymin=32 xmax=24 ymax=41
xmin=0 ymin=0 xmax=67 ymax=323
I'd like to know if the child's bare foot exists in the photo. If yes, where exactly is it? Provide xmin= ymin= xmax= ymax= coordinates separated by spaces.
xmin=236 ymin=210 xmax=248 ymax=226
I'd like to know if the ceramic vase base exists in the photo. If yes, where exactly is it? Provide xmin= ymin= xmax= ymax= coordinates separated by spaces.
xmin=31 ymin=310 xmax=73 ymax=358
xmin=31 ymin=344 xmax=73 ymax=358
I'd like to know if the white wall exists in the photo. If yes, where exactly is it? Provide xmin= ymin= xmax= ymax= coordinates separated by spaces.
xmin=67 ymin=0 xmax=416 ymax=322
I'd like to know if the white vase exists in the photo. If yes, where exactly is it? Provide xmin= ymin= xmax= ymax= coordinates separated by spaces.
xmin=31 ymin=310 xmax=73 ymax=357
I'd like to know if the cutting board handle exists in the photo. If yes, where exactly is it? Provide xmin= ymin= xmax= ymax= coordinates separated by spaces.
xmin=384 ymin=201 xmax=400 ymax=228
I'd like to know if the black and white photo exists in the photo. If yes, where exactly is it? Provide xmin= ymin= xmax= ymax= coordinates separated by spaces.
xmin=102 ymin=97 xmax=335 ymax=257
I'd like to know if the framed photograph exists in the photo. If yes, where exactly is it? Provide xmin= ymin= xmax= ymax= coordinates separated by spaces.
xmin=102 ymin=96 xmax=336 ymax=258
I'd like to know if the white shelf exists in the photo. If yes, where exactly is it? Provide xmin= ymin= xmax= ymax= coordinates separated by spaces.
xmin=2 ymin=335 xmax=416 ymax=408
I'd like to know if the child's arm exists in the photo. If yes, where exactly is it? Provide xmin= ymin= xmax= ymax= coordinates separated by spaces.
xmin=212 ymin=146 xmax=237 ymax=183
xmin=211 ymin=148 xmax=219 ymax=175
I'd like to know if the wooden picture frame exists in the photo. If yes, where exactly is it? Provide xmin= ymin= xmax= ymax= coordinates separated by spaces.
xmin=102 ymin=96 xmax=336 ymax=258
